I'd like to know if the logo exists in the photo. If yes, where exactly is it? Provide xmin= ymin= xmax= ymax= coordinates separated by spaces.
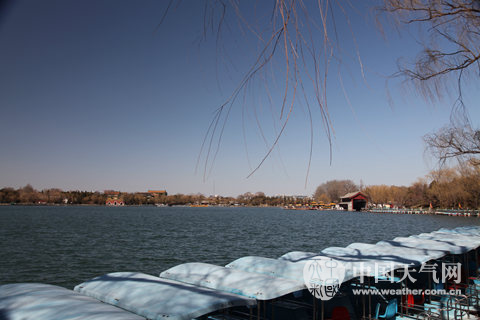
xmin=303 ymin=257 xmax=346 ymax=300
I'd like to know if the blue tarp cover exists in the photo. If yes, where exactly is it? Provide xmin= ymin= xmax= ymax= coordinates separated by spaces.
xmin=0 ymin=283 xmax=144 ymax=320
xmin=74 ymin=272 xmax=255 ymax=320
xmin=160 ymin=262 xmax=305 ymax=300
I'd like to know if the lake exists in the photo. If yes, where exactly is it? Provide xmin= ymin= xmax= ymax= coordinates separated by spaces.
xmin=1 ymin=206 xmax=479 ymax=289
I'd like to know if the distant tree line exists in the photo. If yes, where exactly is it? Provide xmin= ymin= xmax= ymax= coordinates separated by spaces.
xmin=363 ymin=165 xmax=480 ymax=209
xmin=0 ymin=185 xmax=107 ymax=205
xmin=313 ymin=163 xmax=480 ymax=209
xmin=313 ymin=180 xmax=359 ymax=203
xmin=4 ymin=162 xmax=479 ymax=209
xmin=0 ymin=187 xmax=300 ymax=207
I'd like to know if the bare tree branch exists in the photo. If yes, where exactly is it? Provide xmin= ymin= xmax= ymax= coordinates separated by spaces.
xmin=189 ymin=0 xmax=358 ymax=181
xmin=382 ymin=0 xmax=480 ymax=102
xmin=424 ymin=125 xmax=480 ymax=166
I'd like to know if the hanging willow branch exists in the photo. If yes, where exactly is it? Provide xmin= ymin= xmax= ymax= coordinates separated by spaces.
xmin=188 ymin=0 xmax=361 ymax=184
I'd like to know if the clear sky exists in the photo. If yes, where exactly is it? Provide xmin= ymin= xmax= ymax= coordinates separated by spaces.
xmin=0 ymin=1 xmax=478 ymax=197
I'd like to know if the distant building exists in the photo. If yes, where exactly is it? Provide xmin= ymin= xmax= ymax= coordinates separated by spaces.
xmin=104 ymin=190 xmax=123 ymax=206
xmin=148 ymin=190 xmax=168 ymax=196
xmin=292 ymin=195 xmax=309 ymax=200
xmin=104 ymin=190 xmax=120 ymax=199
xmin=339 ymin=191 xmax=368 ymax=211
xmin=106 ymin=198 xmax=125 ymax=206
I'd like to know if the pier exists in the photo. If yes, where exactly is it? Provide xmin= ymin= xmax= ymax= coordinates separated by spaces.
xmin=368 ymin=208 xmax=480 ymax=217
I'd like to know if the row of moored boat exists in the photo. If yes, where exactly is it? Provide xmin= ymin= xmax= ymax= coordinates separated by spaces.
xmin=1 ymin=226 xmax=480 ymax=319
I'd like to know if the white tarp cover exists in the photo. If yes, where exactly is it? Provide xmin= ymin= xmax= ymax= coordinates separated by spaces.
xmin=322 ymin=247 xmax=360 ymax=256
xmin=278 ymin=251 xmax=317 ymax=262
xmin=278 ymin=247 xmax=412 ymax=283
xmin=225 ymin=256 xmax=306 ymax=282
xmin=430 ymin=231 xmax=480 ymax=243
xmin=319 ymin=246 xmax=401 ymax=272
xmin=388 ymin=237 xmax=469 ymax=255
xmin=412 ymin=232 xmax=480 ymax=252
xmin=276 ymin=227 xmax=479 ymax=285
xmin=438 ymin=227 xmax=480 ymax=236
xmin=160 ymin=262 xmax=305 ymax=300
xmin=278 ymin=226 xmax=480 ymax=264
xmin=0 ymin=283 xmax=145 ymax=320
xmin=347 ymin=242 xmax=446 ymax=264
xmin=74 ymin=272 xmax=255 ymax=320
xmin=320 ymin=246 xmax=419 ymax=281
xmin=453 ymin=226 xmax=480 ymax=235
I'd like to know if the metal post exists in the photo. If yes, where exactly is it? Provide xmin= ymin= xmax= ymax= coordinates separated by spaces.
xmin=362 ymin=280 xmax=366 ymax=320
xmin=476 ymin=248 xmax=479 ymax=278
xmin=271 ymin=299 xmax=274 ymax=320
xmin=368 ymin=277 xmax=372 ymax=320
xmin=263 ymin=301 xmax=266 ymax=320
xmin=428 ymin=271 xmax=432 ymax=303
xmin=403 ymin=275 xmax=407 ymax=316
xmin=321 ymin=300 xmax=324 ymax=320
xmin=465 ymin=253 xmax=469 ymax=284
xmin=257 ymin=301 xmax=260 ymax=320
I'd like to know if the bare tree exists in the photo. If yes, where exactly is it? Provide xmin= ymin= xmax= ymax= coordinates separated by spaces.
xmin=427 ymin=167 xmax=468 ymax=207
xmin=382 ymin=0 xmax=480 ymax=101
xmin=363 ymin=184 xmax=391 ymax=204
xmin=424 ymin=124 xmax=480 ymax=166
xmin=458 ymin=163 xmax=480 ymax=207
xmin=405 ymin=179 xmax=429 ymax=207
xmin=314 ymin=179 xmax=358 ymax=202
xmin=162 ymin=1 xmax=479 ymax=176
xmin=381 ymin=0 xmax=480 ymax=166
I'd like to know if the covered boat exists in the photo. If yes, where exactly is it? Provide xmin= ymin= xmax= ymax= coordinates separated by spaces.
xmin=74 ymin=272 xmax=255 ymax=320
xmin=0 ymin=283 xmax=145 ymax=320
xmin=160 ymin=262 xmax=305 ymax=300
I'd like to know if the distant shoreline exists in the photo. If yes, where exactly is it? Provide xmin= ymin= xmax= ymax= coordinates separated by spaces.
xmin=0 ymin=203 xmax=263 ymax=208
xmin=0 ymin=203 xmax=104 ymax=207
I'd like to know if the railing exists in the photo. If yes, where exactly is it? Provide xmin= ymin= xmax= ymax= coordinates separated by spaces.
xmin=368 ymin=208 xmax=431 ymax=215
xmin=399 ymin=305 xmax=442 ymax=319
xmin=395 ymin=290 xmax=475 ymax=320
xmin=435 ymin=209 xmax=479 ymax=217
xmin=368 ymin=208 xmax=479 ymax=217
xmin=446 ymin=294 xmax=471 ymax=320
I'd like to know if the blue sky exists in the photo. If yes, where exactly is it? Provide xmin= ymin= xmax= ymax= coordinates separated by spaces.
xmin=0 ymin=1 xmax=478 ymax=197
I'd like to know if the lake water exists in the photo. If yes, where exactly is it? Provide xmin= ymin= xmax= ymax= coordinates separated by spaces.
xmin=1 ymin=206 xmax=479 ymax=289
